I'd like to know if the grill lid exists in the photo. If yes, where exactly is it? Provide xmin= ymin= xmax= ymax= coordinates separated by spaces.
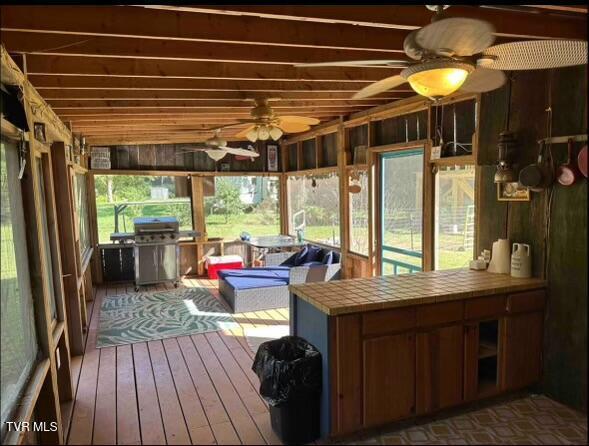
xmin=134 ymin=217 xmax=179 ymax=233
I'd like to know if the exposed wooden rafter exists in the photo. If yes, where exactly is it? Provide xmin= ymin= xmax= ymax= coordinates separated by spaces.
xmin=1 ymin=4 xmax=585 ymax=145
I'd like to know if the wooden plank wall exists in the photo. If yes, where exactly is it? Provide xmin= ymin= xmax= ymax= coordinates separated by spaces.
xmin=104 ymin=141 xmax=277 ymax=172
xmin=476 ymin=65 xmax=588 ymax=411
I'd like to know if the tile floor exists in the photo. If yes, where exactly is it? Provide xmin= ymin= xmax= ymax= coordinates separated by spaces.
xmin=335 ymin=394 xmax=587 ymax=445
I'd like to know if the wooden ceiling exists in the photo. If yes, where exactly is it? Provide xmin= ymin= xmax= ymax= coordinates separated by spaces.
xmin=1 ymin=5 xmax=586 ymax=145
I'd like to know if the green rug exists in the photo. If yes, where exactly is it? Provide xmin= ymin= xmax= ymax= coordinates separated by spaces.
xmin=96 ymin=287 xmax=238 ymax=348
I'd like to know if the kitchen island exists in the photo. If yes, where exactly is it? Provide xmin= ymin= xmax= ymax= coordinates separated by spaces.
xmin=289 ymin=269 xmax=547 ymax=439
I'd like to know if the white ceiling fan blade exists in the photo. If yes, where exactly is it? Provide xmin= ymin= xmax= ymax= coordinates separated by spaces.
xmin=459 ymin=68 xmax=507 ymax=93
xmin=176 ymin=146 xmax=208 ymax=154
xmin=416 ymin=17 xmax=495 ymax=57
xmin=295 ymin=60 xmax=410 ymax=68
xmin=223 ymin=147 xmax=260 ymax=158
xmin=352 ymin=75 xmax=408 ymax=99
xmin=479 ymin=40 xmax=588 ymax=70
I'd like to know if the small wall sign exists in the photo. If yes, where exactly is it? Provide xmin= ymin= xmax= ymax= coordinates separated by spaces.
xmin=267 ymin=144 xmax=278 ymax=171
xmin=497 ymin=182 xmax=530 ymax=201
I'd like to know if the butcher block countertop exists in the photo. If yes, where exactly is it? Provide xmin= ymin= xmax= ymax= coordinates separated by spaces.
xmin=289 ymin=269 xmax=546 ymax=315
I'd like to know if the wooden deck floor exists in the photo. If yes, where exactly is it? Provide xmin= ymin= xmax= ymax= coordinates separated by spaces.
xmin=66 ymin=279 xmax=287 ymax=445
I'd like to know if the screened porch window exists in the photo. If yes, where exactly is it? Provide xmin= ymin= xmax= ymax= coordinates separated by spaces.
xmin=434 ymin=165 xmax=476 ymax=270
xmin=1 ymin=138 xmax=39 ymax=439
xmin=94 ymin=175 xmax=193 ymax=243
xmin=287 ymin=172 xmax=341 ymax=247
xmin=204 ymin=176 xmax=280 ymax=239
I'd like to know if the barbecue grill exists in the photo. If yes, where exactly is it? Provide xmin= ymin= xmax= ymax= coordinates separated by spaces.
xmin=133 ymin=217 xmax=180 ymax=291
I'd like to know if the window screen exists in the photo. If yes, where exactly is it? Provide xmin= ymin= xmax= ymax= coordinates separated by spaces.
xmin=287 ymin=172 xmax=340 ymax=247
xmin=1 ymin=139 xmax=39 ymax=438
xmin=75 ymin=173 xmax=91 ymax=256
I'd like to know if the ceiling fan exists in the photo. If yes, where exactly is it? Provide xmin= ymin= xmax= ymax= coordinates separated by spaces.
xmin=179 ymin=129 xmax=260 ymax=162
xmin=213 ymin=98 xmax=321 ymax=142
xmin=296 ymin=5 xmax=588 ymax=100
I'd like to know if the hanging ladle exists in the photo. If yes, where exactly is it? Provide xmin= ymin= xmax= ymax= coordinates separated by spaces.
xmin=556 ymin=138 xmax=580 ymax=186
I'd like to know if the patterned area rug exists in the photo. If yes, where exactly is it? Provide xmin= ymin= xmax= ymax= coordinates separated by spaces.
xmin=96 ymin=287 xmax=238 ymax=348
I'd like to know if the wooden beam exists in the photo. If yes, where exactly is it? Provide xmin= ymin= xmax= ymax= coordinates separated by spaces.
xmin=1 ymin=30 xmax=410 ymax=65
xmin=46 ymin=100 xmax=382 ymax=109
xmin=24 ymin=54 xmax=394 ymax=81
xmin=154 ymin=5 xmax=587 ymax=39
xmin=29 ymin=75 xmax=392 ymax=92
xmin=53 ymin=108 xmax=356 ymax=115
xmin=40 ymin=89 xmax=408 ymax=100
xmin=0 ymin=5 xmax=410 ymax=51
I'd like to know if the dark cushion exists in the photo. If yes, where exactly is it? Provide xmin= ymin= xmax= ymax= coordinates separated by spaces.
xmin=332 ymin=251 xmax=341 ymax=263
xmin=322 ymin=251 xmax=334 ymax=265
xmin=217 ymin=267 xmax=289 ymax=280
xmin=279 ymin=253 xmax=297 ymax=267
xmin=306 ymin=245 xmax=323 ymax=262
xmin=293 ymin=246 xmax=309 ymax=266
xmin=301 ymin=261 xmax=323 ymax=267
xmin=223 ymin=275 xmax=288 ymax=290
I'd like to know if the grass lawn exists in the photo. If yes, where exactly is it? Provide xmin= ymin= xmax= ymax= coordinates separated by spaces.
xmin=97 ymin=202 xmax=472 ymax=271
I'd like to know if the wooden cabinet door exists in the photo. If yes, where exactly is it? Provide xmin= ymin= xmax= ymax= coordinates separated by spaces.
xmin=363 ymin=333 xmax=415 ymax=426
xmin=501 ymin=312 xmax=543 ymax=390
xmin=416 ymin=325 xmax=463 ymax=414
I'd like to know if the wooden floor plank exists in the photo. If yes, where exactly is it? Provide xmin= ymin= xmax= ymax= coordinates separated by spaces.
xmin=176 ymin=336 xmax=241 ymax=445
xmin=191 ymin=334 xmax=266 ymax=445
xmin=162 ymin=337 xmax=215 ymax=445
xmin=93 ymin=347 xmax=117 ymax=445
xmin=67 ymin=286 xmax=104 ymax=445
xmin=147 ymin=340 xmax=192 ymax=445
xmin=116 ymin=345 xmax=141 ymax=445
xmin=132 ymin=342 xmax=166 ymax=445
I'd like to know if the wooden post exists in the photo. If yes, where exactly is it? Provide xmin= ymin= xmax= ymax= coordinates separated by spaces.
xmin=337 ymin=124 xmax=349 ymax=277
xmin=86 ymin=172 xmax=103 ymax=284
xmin=191 ymin=175 xmax=206 ymax=275
xmin=51 ymin=142 xmax=85 ymax=355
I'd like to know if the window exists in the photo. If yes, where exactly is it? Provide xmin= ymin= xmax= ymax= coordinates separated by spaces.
xmin=1 ymin=139 xmax=39 ymax=438
xmin=349 ymin=169 xmax=369 ymax=255
xmin=205 ymin=176 xmax=279 ymax=239
xmin=287 ymin=171 xmax=340 ymax=247
xmin=94 ymin=175 xmax=192 ymax=244
xmin=434 ymin=165 xmax=476 ymax=270
xmin=74 ymin=173 xmax=91 ymax=256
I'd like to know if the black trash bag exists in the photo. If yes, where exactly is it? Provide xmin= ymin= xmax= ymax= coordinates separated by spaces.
xmin=252 ymin=336 xmax=322 ymax=407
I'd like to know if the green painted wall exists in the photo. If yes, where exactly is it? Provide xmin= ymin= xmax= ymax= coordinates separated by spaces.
xmin=476 ymin=66 xmax=587 ymax=411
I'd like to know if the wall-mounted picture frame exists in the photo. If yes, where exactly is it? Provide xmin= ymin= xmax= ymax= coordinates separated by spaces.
xmin=267 ymin=144 xmax=278 ymax=171
xmin=33 ymin=122 xmax=46 ymax=142
xmin=497 ymin=182 xmax=530 ymax=201
xmin=219 ymin=162 xmax=230 ymax=172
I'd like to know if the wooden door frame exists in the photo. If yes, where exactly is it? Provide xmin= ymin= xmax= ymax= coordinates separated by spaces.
xmin=369 ymin=139 xmax=433 ymax=276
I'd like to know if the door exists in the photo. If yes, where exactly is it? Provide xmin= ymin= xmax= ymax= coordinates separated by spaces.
xmin=416 ymin=325 xmax=463 ymax=414
xmin=136 ymin=245 xmax=158 ymax=284
xmin=501 ymin=312 xmax=543 ymax=390
xmin=380 ymin=149 xmax=424 ymax=275
xmin=363 ymin=333 xmax=415 ymax=426
xmin=157 ymin=244 xmax=177 ymax=282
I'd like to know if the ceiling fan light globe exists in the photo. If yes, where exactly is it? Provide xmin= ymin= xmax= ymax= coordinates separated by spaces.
xmin=205 ymin=150 xmax=227 ymax=162
xmin=407 ymin=67 xmax=470 ymax=99
xmin=246 ymin=127 xmax=259 ymax=143
xmin=257 ymin=125 xmax=271 ymax=141
xmin=269 ymin=126 xmax=283 ymax=140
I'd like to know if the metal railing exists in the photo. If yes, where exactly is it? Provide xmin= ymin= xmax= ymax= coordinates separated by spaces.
xmin=382 ymin=244 xmax=422 ymax=275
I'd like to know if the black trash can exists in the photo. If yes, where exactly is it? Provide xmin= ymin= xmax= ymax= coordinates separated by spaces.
xmin=252 ymin=336 xmax=322 ymax=445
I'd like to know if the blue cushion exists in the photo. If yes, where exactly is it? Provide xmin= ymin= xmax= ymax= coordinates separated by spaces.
xmin=293 ymin=246 xmax=309 ymax=266
xmin=217 ymin=268 xmax=289 ymax=280
xmin=223 ymin=275 xmax=288 ymax=290
xmin=306 ymin=245 xmax=323 ymax=262
xmin=322 ymin=251 xmax=334 ymax=264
